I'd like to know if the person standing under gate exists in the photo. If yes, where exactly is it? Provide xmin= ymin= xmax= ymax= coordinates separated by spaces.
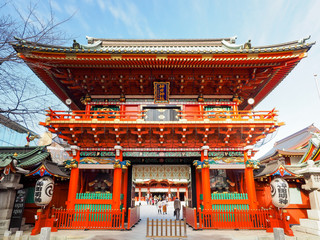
xmin=173 ymin=197 xmax=181 ymax=220
xmin=162 ymin=199 xmax=167 ymax=214
xmin=157 ymin=200 xmax=162 ymax=214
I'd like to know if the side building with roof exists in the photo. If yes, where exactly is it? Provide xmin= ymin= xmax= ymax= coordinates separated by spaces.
xmin=255 ymin=124 xmax=320 ymax=225
xmin=0 ymin=115 xmax=69 ymax=233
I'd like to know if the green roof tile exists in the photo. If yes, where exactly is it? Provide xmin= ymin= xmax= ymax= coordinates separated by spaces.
xmin=18 ymin=152 xmax=50 ymax=167
xmin=0 ymin=155 xmax=13 ymax=168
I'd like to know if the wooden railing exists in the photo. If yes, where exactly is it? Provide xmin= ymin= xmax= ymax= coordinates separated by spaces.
xmin=211 ymin=193 xmax=249 ymax=211
xmin=52 ymin=208 xmax=125 ymax=230
xmin=146 ymin=218 xmax=187 ymax=239
xmin=45 ymin=109 xmax=278 ymax=123
xmin=75 ymin=193 xmax=112 ymax=211
xmin=179 ymin=110 xmax=277 ymax=122
xmin=199 ymin=209 xmax=271 ymax=230
xmin=183 ymin=206 xmax=198 ymax=230
xmin=127 ymin=206 xmax=140 ymax=230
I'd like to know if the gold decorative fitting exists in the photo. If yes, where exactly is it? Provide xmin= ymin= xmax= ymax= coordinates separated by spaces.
xmin=114 ymin=160 xmax=131 ymax=169
xmin=64 ymin=159 xmax=78 ymax=169
xmin=193 ymin=159 xmax=209 ymax=169
xmin=197 ymin=94 xmax=204 ymax=102
xmin=232 ymin=94 xmax=243 ymax=104
xmin=245 ymin=159 xmax=260 ymax=169
xmin=80 ymin=94 xmax=92 ymax=105
xmin=120 ymin=93 xmax=126 ymax=102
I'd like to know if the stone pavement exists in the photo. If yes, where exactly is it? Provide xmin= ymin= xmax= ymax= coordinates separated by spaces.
xmin=9 ymin=202 xmax=320 ymax=240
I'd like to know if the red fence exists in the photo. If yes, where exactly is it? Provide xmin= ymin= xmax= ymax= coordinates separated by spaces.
xmin=199 ymin=209 xmax=271 ymax=230
xmin=127 ymin=206 xmax=140 ymax=229
xmin=183 ymin=207 xmax=198 ymax=230
xmin=46 ymin=109 xmax=278 ymax=123
xmin=53 ymin=209 xmax=125 ymax=230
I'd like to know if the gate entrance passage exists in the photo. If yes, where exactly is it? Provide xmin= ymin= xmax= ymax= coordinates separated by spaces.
xmin=132 ymin=164 xmax=190 ymax=203
xmin=125 ymin=157 xmax=198 ymax=210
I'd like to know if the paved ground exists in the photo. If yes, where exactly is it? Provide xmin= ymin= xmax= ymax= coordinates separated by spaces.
xmin=11 ymin=202 xmax=320 ymax=240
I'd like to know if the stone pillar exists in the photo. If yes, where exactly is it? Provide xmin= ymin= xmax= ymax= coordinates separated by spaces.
xmin=66 ymin=147 xmax=80 ymax=209
xmin=0 ymin=174 xmax=23 ymax=235
xmin=296 ymin=160 xmax=320 ymax=236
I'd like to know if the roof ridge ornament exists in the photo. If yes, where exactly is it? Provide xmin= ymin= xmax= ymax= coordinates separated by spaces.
xmin=221 ymin=39 xmax=242 ymax=50
xmin=81 ymin=40 xmax=102 ymax=50
xmin=298 ymin=35 xmax=311 ymax=45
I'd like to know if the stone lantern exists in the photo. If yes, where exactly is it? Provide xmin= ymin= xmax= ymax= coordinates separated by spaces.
xmin=296 ymin=160 xmax=320 ymax=236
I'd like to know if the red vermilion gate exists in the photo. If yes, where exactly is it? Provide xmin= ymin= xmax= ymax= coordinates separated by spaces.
xmin=184 ymin=207 xmax=271 ymax=230
xmin=53 ymin=209 xmax=125 ymax=230
xmin=199 ymin=209 xmax=271 ymax=229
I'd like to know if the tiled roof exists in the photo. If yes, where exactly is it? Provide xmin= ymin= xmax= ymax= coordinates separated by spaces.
xmin=254 ymin=160 xmax=299 ymax=178
xmin=11 ymin=37 xmax=314 ymax=55
xmin=45 ymin=161 xmax=69 ymax=178
xmin=27 ymin=161 xmax=69 ymax=178
xmin=0 ymin=154 xmax=13 ymax=168
xmin=17 ymin=152 xmax=50 ymax=167
xmin=0 ymin=146 xmax=67 ymax=178
xmin=258 ymin=125 xmax=320 ymax=161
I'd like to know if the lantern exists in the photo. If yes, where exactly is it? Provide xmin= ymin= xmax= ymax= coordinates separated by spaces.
xmin=270 ymin=178 xmax=290 ymax=208
xmin=34 ymin=177 xmax=54 ymax=207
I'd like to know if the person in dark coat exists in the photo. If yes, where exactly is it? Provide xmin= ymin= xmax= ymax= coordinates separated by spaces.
xmin=173 ymin=197 xmax=181 ymax=220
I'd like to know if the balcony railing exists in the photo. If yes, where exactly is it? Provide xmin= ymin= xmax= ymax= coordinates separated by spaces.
xmin=45 ymin=109 xmax=278 ymax=123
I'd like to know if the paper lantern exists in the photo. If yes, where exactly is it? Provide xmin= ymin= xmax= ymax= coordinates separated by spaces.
xmin=34 ymin=177 xmax=54 ymax=207
xmin=270 ymin=178 xmax=290 ymax=208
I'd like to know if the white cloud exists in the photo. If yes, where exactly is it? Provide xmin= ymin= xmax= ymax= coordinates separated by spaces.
xmin=51 ymin=0 xmax=62 ymax=13
xmin=104 ymin=0 xmax=155 ymax=38
xmin=97 ymin=0 xmax=106 ymax=11
xmin=64 ymin=4 xmax=91 ymax=31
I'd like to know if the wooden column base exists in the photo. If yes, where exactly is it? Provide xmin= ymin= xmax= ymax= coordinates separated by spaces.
xmin=266 ymin=210 xmax=294 ymax=236
xmin=31 ymin=209 xmax=58 ymax=235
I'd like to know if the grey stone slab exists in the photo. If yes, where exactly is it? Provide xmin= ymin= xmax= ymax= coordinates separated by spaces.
xmin=0 ymin=209 xmax=12 ymax=220
xmin=40 ymin=227 xmax=51 ymax=240
xmin=273 ymin=228 xmax=285 ymax=240
xmin=0 ymin=219 xmax=10 ymax=229
xmin=14 ymin=230 xmax=23 ymax=240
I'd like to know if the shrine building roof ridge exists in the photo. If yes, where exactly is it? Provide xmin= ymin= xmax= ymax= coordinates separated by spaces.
xmin=258 ymin=124 xmax=320 ymax=162
xmin=12 ymin=36 xmax=315 ymax=55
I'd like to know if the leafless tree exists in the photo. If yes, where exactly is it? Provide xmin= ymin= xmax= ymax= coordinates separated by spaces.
xmin=0 ymin=0 xmax=73 ymax=130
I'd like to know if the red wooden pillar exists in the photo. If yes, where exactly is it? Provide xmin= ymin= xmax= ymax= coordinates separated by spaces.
xmin=244 ymin=151 xmax=258 ymax=209
xmin=138 ymin=188 xmax=142 ymax=201
xmin=122 ymin=167 xmax=128 ymax=209
xmin=185 ymin=188 xmax=188 ymax=201
xmin=85 ymin=102 xmax=90 ymax=119
xmin=177 ymin=187 xmax=180 ymax=199
xmin=201 ymin=146 xmax=211 ymax=210
xmin=113 ymin=146 xmax=123 ymax=210
xmin=195 ymin=169 xmax=202 ymax=210
xmin=147 ymin=188 xmax=151 ymax=201
xmin=66 ymin=147 xmax=80 ymax=209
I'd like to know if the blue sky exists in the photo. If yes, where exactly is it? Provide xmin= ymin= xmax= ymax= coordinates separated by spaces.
xmin=5 ymin=0 xmax=320 ymax=157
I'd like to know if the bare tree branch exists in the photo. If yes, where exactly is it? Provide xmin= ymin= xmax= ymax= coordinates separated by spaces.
xmin=0 ymin=0 xmax=74 ymax=131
